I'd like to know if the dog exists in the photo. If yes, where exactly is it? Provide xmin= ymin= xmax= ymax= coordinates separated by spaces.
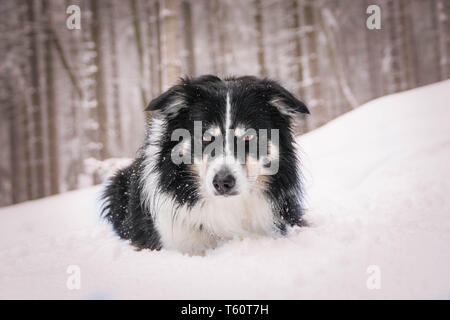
xmin=102 ymin=75 xmax=309 ymax=255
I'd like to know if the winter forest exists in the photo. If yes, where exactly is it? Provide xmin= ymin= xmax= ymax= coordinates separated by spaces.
xmin=0 ymin=0 xmax=449 ymax=207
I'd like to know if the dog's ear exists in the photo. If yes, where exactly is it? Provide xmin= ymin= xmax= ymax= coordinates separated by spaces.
xmin=266 ymin=81 xmax=310 ymax=116
xmin=145 ymin=84 xmax=186 ymax=116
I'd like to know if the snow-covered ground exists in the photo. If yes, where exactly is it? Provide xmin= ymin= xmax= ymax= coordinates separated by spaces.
xmin=1 ymin=81 xmax=449 ymax=299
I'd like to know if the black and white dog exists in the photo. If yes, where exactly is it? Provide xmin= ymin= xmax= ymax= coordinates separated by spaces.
xmin=102 ymin=75 xmax=309 ymax=254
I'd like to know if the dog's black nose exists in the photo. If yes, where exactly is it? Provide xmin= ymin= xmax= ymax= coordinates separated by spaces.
xmin=213 ymin=170 xmax=236 ymax=195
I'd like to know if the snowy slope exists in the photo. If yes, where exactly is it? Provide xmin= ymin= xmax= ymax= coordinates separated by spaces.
xmin=1 ymin=81 xmax=450 ymax=299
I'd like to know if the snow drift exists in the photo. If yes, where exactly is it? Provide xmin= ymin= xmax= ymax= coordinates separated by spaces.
xmin=1 ymin=80 xmax=450 ymax=299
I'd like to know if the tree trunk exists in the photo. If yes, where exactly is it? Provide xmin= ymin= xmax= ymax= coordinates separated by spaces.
xmin=387 ymin=0 xmax=416 ymax=92
xmin=303 ymin=0 xmax=325 ymax=127
xmin=27 ymin=0 xmax=45 ymax=199
xmin=291 ymin=0 xmax=305 ymax=99
xmin=146 ymin=1 xmax=157 ymax=98
xmin=62 ymin=0 xmax=81 ymax=191
xmin=108 ymin=1 xmax=123 ymax=149
xmin=42 ymin=0 xmax=59 ymax=195
xmin=217 ymin=0 xmax=227 ymax=76
xmin=364 ymin=0 xmax=382 ymax=99
xmin=318 ymin=8 xmax=358 ymax=110
xmin=254 ymin=0 xmax=266 ymax=77
xmin=181 ymin=0 xmax=196 ymax=75
xmin=130 ymin=0 xmax=148 ymax=106
xmin=161 ymin=0 xmax=181 ymax=89
xmin=155 ymin=0 xmax=163 ymax=92
xmin=14 ymin=4 xmax=33 ymax=202
xmin=398 ymin=0 xmax=416 ymax=89
xmin=290 ymin=0 xmax=308 ymax=133
xmin=435 ymin=0 xmax=450 ymax=80
xmin=205 ymin=0 xmax=218 ymax=74
xmin=90 ymin=0 xmax=110 ymax=160
xmin=7 ymin=82 xmax=20 ymax=204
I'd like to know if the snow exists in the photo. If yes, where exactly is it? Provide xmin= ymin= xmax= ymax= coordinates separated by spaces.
xmin=1 ymin=80 xmax=450 ymax=299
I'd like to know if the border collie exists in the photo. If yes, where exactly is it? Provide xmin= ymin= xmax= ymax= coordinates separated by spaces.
xmin=102 ymin=75 xmax=309 ymax=255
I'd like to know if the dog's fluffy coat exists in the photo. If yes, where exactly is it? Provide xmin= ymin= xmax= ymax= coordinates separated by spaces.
xmin=102 ymin=75 xmax=309 ymax=254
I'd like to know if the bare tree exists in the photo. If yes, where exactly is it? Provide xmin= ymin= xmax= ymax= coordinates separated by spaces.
xmin=160 ymin=0 xmax=181 ymax=89
xmin=387 ymin=0 xmax=416 ymax=91
xmin=4 ymin=79 xmax=19 ymax=204
xmin=42 ymin=0 xmax=59 ymax=195
xmin=217 ymin=0 xmax=228 ymax=76
xmin=435 ymin=0 xmax=450 ymax=80
xmin=108 ymin=0 xmax=123 ymax=150
xmin=90 ymin=0 xmax=110 ymax=160
xmin=303 ymin=0 xmax=325 ymax=127
xmin=155 ymin=0 xmax=163 ymax=92
xmin=319 ymin=7 xmax=358 ymax=110
xmin=26 ymin=0 xmax=46 ymax=199
xmin=364 ymin=0 xmax=383 ymax=99
xmin=205 ymin=0 xmax=219 ymax=75
xmin=254 ymin=0 xmax=266 ymax=77
xmin=130 ymin=0 xmax=148 ymax=106
xmin=181 ymin=0 xmax=196 ymax=76
xmin=146 ymin=0 xmax=159 ymax=98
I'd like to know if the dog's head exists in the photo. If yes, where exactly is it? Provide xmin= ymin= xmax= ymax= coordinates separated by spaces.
xmin=145 ymin=75 xmax=309 ymax=209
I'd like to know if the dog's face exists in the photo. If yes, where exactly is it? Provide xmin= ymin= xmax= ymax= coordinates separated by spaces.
xmin=146 ymin=75 xmax=309 ymax=209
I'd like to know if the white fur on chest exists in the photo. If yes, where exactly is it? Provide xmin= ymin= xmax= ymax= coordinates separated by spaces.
xmin=153 ymin=191 xmax=276 ymax=254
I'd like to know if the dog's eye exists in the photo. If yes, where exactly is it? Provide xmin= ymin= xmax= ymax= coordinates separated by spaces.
xmin=243 ymin=134 xmax=255 ymax=141
xmin=203 ymin=134 xmax=213 ymax=142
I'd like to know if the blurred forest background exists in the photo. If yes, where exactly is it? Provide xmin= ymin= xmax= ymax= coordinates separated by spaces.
xmin=0 ymin=0 xmax=449 ymax=206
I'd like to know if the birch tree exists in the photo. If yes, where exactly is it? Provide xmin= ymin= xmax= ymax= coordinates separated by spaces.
xmin=160 ymin=0 xmax=181 ymax=89
xmin=27 ymin=0 xmax=46 ymax=199
xmin=42 ymin=0 xmax=59 ymax=195
xmin=181 ymin=0 xmax=196 ymax=76
xmin=90 ymin=0 xmax=109 ymax=160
